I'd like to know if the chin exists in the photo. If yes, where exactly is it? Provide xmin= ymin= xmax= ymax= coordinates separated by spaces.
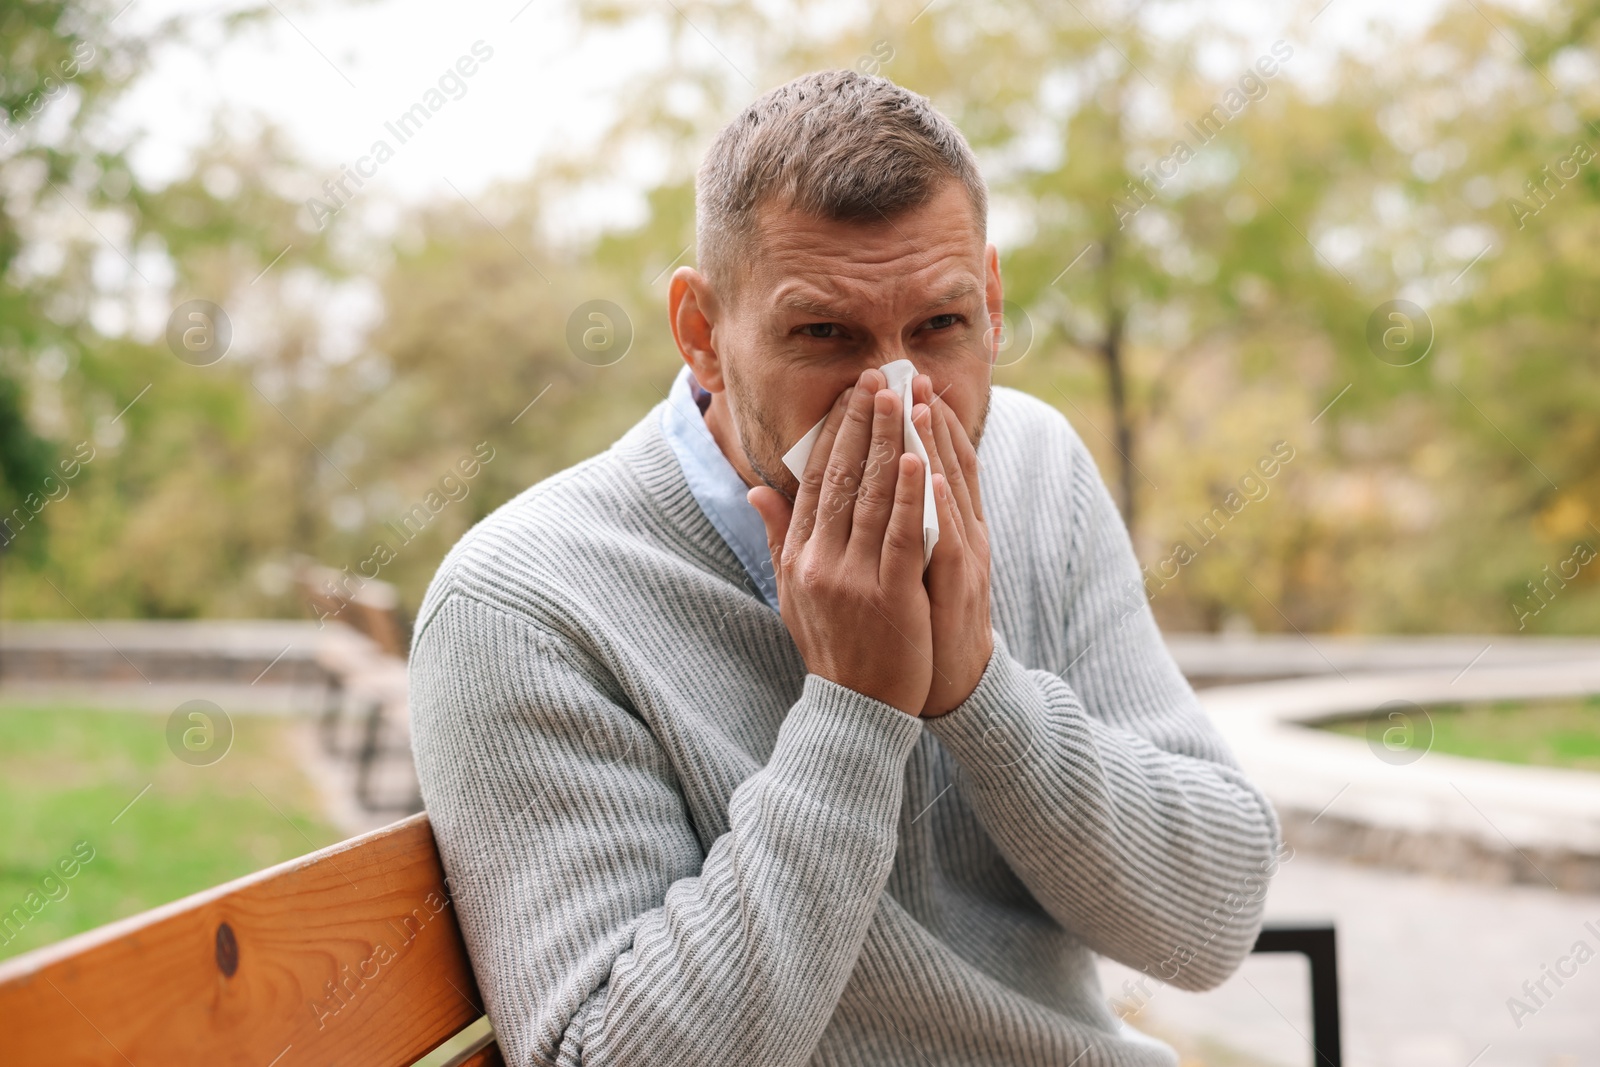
xmin=747 ymin=450 xmax=797 ymax=501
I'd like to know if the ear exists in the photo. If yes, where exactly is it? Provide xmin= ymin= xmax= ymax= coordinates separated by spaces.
xmin=668 ymin=266 xmax=726 ymax=392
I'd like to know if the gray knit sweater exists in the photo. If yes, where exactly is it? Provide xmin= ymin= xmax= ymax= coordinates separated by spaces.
xmin=407 ymin=382 xmax=1281 ymax=1067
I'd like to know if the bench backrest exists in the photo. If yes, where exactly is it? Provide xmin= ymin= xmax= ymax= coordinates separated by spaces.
xmin=0 ymin=811 xmax=1343 ymax=1066
xmin=0 ymin=814 xmax=499 ymax=1067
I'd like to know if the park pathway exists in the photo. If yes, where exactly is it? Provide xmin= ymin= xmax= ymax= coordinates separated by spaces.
xmin=1100 ymin=851 xmax=1596 ymax=1066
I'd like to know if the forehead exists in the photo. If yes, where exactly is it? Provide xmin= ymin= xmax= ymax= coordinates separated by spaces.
xmin=746 ymin=180 xmax=985 ymax=318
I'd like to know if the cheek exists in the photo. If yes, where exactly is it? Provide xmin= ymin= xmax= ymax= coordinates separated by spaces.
xmin=958 ymin=388 xmax=992 ymax=452
xmin=726 ymin=366 xmax=799 ymax=457
xmin=934 ymin=372 xmax=986 ymax=432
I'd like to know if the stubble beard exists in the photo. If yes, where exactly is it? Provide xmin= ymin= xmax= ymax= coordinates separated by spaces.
xmin=722 ymin=361 xmax=798 ymax=502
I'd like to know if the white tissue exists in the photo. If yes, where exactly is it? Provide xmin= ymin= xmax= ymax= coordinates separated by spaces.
xmin=780 ymin=359 xmax=939 ymax=568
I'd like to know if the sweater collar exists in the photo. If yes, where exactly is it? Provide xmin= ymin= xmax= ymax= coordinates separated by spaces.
xmin=659 ymin=366 xmax=781 ymax=612
xmin=613 ymin=376 xmax=781 ymax=613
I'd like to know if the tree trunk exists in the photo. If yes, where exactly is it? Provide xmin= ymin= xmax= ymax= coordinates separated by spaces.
xmin=1098 ymin=238 xmax=1137 ymax=534
xmin=1101 ymin=309 xmax=1137 ymax=532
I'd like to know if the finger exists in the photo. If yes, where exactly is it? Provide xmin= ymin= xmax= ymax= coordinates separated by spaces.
xmin=911 ymin=372 xmax=933 ymax=409
xmin=910 ymin=401 xmax=942 ymax=477
xmin=790 ymin=386 xmax=854 ymax=548
xmin=929 ymin=395 xmax=979 ymax=535
xmin=846 ymin=387 xmax=904 ymax=566
xmin=912 ymin=401 xmax=963 ymax=543
xmin=930 ymin=393 xmax=984 ymax=527
xmin=926 ymin=471 xmax=967 ymax=572
xmin=747 ymin=485 xmax=794 ymax=568
xmin=881 ymin=451 xmax=927 ymax=588
xmin=813 ymin=370 xmax=882 ymax=554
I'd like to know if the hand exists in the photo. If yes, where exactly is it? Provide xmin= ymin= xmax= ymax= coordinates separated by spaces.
xmin=909 ymin=375 xmax=993 ymax=718
xmin=749 ymin=368 xmax=935 ymax=716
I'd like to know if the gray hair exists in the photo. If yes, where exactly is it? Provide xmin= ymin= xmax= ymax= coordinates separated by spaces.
xmin=695 ymin=69 xmax=988 ymax=309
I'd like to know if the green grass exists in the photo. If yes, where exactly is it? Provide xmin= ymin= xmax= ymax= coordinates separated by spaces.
xmin=0 ymin=701 xmax=342 ymax=962
xmin=1319 ymin=694 xmax=1600 ymax=771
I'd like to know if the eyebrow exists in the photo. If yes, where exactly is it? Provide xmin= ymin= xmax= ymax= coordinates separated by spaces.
xmin=776 ymin=277 xmax=982 ymax=320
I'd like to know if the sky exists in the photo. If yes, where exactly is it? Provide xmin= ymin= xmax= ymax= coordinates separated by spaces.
xmin=109 ymin=0 xmax=672 ymax=241
xmin=103 ymin=0 xmax=1461 ymax=242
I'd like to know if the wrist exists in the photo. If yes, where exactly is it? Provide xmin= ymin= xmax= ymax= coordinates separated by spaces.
xmin=859 ymin=683 xmax=928 ymax=718
xmin=814 ymin=665 xmax=928 ymax=717
xmin=923 ymin=636 xmax=1052 ymax=780
xmin=921 ymin=631 xmax=995 ymax=718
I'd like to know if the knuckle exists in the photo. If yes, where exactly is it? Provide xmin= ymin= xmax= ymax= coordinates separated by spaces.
xmin=797 ymin=555 xmax=834 ymax=591
xmin=884 ymin=522 xmax=919 ymax=558
xmin=799 ymin=462 xmax=828 ymax=493
xmin=823 ymin=466 xmax=862 ymax=505
xmin=859 ymin=453 xmax=882 ymax=485
xmin=854 ymin=483 xmax=887 ymax=518
xmin=856 ymin=463 xmax=894 ymax=509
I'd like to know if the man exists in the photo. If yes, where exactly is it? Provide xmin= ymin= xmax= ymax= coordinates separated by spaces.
xmin=409 ymin=69 xmax=1282 ymax=1066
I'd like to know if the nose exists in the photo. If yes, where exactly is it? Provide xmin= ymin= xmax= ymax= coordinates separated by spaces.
xmin=868 ymin=343 xmax=912 ymax=373
xmin=856 ymin=349 xmax=919 ymax=390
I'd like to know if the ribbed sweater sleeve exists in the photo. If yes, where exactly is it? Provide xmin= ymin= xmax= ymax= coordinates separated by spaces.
xmin=408 ymin=591 xmax=925 ymax=1067
xmin=925 ymin=423 xmax=1282 ymax=991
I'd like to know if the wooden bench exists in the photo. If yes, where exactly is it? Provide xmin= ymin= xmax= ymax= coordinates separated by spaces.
xmin=0 ymin=815 xmax=1342 ymax=1065
xmin=0 ymin=814 xmax=498 ymax=1067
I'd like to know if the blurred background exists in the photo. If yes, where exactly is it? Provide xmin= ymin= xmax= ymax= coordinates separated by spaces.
xmin=1 ymin=0 xmax=1598 ymax=1063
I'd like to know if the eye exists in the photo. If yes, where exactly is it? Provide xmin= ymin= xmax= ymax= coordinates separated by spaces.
xmin=797 ymin=323 xmax=843 ymax=339
xmin=924 ymin=314 xmax=963 ymax=331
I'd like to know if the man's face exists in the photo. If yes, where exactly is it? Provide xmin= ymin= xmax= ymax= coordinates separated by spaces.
xmin=672 ymin=177 xmax=1002 ymax=501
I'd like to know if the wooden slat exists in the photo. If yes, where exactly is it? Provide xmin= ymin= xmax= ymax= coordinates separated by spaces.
xmin=0 ymin=813 xmax=486 ymax=1067
xmin=452 ymin=1043 xmax=505 ymax=1067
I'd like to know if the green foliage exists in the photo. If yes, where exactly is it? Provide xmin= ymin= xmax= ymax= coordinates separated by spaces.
xmin=0 ymin=373 xmax=54 ymax=562
xmin=0 ymin=0 xmax=129 ymax=564
xmin=543 ymin=0 xmax=1599 ymax=634
xmin=0 ymin=0 xmax=1595 ymax=636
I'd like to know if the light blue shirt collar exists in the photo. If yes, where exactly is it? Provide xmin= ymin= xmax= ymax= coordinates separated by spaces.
xmin=660 ymin=365 xmax=781 ymax=613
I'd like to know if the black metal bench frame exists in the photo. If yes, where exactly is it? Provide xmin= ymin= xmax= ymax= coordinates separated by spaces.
xmin=1251 ymin=922 xmax=1342 ymax=1066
